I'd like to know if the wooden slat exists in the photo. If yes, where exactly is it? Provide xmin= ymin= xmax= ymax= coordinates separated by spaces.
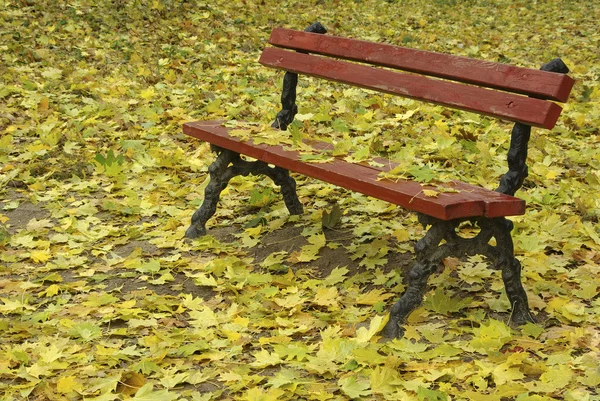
xmin=269 ymin=28 xmax=574 ymax=102
xmin=183 ymin=121 xmax=525 ymax=220
xmin=260 ymin=48 xmax=563 ymax=129
xmin=306 ymin=141 xmax=523 ymax=219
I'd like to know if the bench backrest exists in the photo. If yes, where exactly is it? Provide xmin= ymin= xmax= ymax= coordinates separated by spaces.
xmin=259 ymin=28 xmax=574 ymax=129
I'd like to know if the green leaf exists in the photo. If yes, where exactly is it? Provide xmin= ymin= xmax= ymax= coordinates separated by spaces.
xmin=314 ymin=106 xmax=332 ymax=122
xmin=339 ymin=375 xmax=371 ymax=399
xmin=520 ymin=322 xmax=544 ymax=338
xmin=332 ymin=138 xmax=353 ymax=156
xmin=344 ymin=145 xmax=370 ymax=163
xmin=133 ymin=383 xmax=180 ymax=401
xmin=136 ymin=259 xmax=161 ymax=274
xmin=322 ymin=203 xmax=342 ymax=229
xmin=332 ymin=118 xmax=350 ymax=133
xmin=417 ymin=386 xmax=448 ymax=401
xmin=424 ymin=288 xmax=472 ymax=315
xmin=206 ymin=98 xmax=222 ymax=114
xmin=0 ymin=225 xmax=12 ymax=247
xmin=0 ymin=134 xmax=12 ymax=153
xmin=68 ymin=321 xmax=103 ymax=341
xmin=406 ymin=164 xmax=438 ymax=183
xmin=288 ymin=120 xmax=303 ymax=145
xmin=272 ymin=343 xmax=312 ymax=362
xmin=249 ymin=187 xmax=275 ymax=208
xmin=132 ymin=360 xmax=161 ymax=375
xmin=95 ymin=149 xmax=124 ymax=167
xmin=266 ymin=368 xmax=303 ymax=389
xmin=469 ymin=319 xmax=513 ymax=355
xmin=323 ymin=266 xmax=349 ymax=286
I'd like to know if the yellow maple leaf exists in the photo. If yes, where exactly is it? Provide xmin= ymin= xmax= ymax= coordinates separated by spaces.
xmin=423 ymin=189 xmax=439 ymax=197
xmin=222 ymin=329 xmax=241 ymax=342
xmin=355 ymin=288 xmax=394 ymax=305
xmin=313 ymin=286 xmax=339 ymax=308
xmin=26 ymin=362 xmax=51 ymax=379
xmin=57 ymin=375 xmax=80 ymax=394
xmin=41 ymin=284 xmax=60 ymax=298
xmin=117 ymin=372 xmax=146 ymax=396
xmin=30 ymin=250 xmax=51 ymax=263
xmin=129 ymin=53 xmax=143 ymax=64
xmin=355 ymin=314 xmax=386 ymax=344
xmin=274 ymin=293 xmax=305 ymax=309
xmin=140 ymin=87 xmax=156 ymax=100
xmin=393 ymin=228 xmax=410 ymax=242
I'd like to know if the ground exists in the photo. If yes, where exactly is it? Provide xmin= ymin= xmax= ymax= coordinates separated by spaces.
xmin=1 ymin=0 xmax=599 ymax=399
xmin=2 ymin=184 xmax=414 ymax=297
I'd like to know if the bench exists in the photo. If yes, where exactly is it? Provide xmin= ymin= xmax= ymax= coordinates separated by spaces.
xmin=182 ymin=22 xmax=574 ymax=338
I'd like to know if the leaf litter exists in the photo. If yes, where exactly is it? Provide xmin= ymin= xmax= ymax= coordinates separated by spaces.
xmin=1 ymin=0 xmax=599 ymax=400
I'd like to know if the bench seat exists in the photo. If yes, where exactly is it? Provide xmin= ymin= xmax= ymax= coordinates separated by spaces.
xmin=184 ymin=120 xmax=525 ymax=221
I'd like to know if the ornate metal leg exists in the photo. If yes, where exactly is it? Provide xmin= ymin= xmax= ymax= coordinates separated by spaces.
xmin=271 ymin=22 xmax=327 ymax=130
xmin=185 ymin=147 xmax=240 ymax=238
xmin=382 ymin=261 xmax=439 ymax=338
xmin=492 ymin=218 xmax=534 ymax=324
xmin=381 ymin=215 xmax=534 ymax=338
xmin=381 ymin=57 xmax=568 ymax=337
xmin=497 ymin=58 xmax=569 ymax=197
xmin=490 ymin=59 xmax=569 ymax=330
xmin=185 ymin=147 xmax=304 ymax=238
xmin=188 ymin=22 xmax=324 ymax=237
xmin=261 ymin=166 xmax=303 ymax=215
xmin=227 ymin=158 xmax=304 ymax=215
xmin=496 ymin=122 xmax=531 ymax=196
xmin=382 ymin=217 xmax=453 ymax=338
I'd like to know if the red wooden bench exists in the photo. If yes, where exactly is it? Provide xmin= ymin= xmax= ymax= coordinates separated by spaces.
xmin=183 ymin=23 xmax=573 ymax=337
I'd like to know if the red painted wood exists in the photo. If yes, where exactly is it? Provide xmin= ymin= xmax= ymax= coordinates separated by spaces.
xmin=260 ymin=48 xmax=563 ymax=129
xmin=268 ymin=28 xmax=574 ymax=102
xmin=183 ymin=121 xmax=525 ymax=219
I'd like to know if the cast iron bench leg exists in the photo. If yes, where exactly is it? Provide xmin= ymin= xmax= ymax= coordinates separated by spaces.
xmin=382 ymin=260 xmax=439 ymax=338
xmin=185 ymin=146 xmax=303 ymax=238
xmin=382 ymin=218 xmax=453 ymax=338
xmin=186 ymin=147 xmax=240 ymax=238
xmin=382 ymin=216 xmax=533 ymax=338
xmin=265 ymin=166 xmax=304 ymax=216
xmin=493 ymin=219 xmax=534 ymax=324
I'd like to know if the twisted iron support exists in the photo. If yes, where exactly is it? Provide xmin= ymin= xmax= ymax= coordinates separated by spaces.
xmin=381 ymin=214 xmax=534 ymax=338
xmin=185 ymin=146 xmax=303 ymax=238
xmin=271 ymin=22 xmax=327 ymax=130
xmin=496 ymin=122 xmax=531 ymax=196
xmin=497 ymin=58 xmax=570 ymax=196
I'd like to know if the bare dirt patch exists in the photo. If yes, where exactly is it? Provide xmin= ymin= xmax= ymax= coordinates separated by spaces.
xmin=2 ymin=195 xmax=51 ymax=235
